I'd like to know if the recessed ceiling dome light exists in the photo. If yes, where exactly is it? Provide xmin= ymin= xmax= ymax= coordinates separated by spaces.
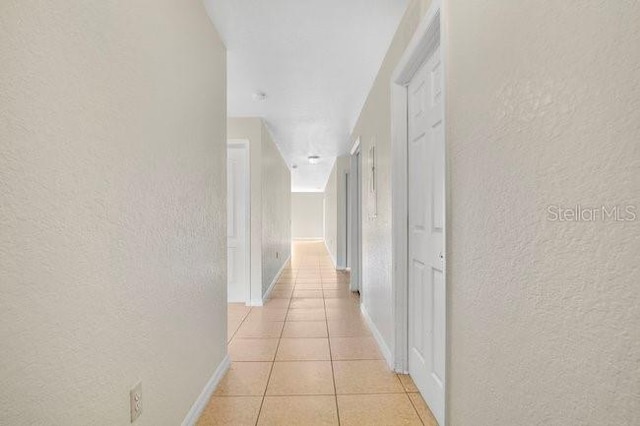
xmin=252 ymin=91 xmax=267 ymax=101
xmin=308 ymin=155 xmax=320 ymax=165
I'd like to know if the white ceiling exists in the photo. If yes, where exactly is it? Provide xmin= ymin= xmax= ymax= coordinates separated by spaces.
xmin=205 ymin=0 xmax=409 ymax=192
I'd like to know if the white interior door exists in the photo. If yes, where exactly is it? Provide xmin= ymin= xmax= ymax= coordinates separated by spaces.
xmin=227 ymin=141 xmax=250 ymax=303
xmin=407 ymin=46 xmax=445 ymax=424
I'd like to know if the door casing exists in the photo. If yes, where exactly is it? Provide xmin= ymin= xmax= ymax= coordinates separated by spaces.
xmin=348 ymin=139 xmax=362 ymax=294
xmin=227 ymin=139 xmax=251 ymax=304
xmin=344 ymin=171 xmax=350 ymax=270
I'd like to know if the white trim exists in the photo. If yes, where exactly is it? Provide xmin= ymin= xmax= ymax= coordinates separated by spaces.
xmin=324 ymin=240 xmax=337 ymax=269
xmin=360 ymin=304 xmax=394 ymax=370
xmin=249 ymin=297 xmax=264 ymax=307
xmin=227 ymin=139 xmax=252 ymax=306
xmin=338 ymin=169 xmax=350 ymax=269
xmin=349 ymin=137 xmax=361 ymax=155
xmin=181 ymin=354 xmax=231 ymax=426
xmin=391 ymin=83 xmax=409 ymax=373
xmin=391 ymin=0 xmax=442 ymax=84
xmin=391 ymin=1 xmax=446 ymax=424
xmin=292 ymin=237 xmax=324 ymax=241
xmin=259 ymin=255 xmax=292 ymax=305
xmin=348 ymin=145 xmax=362 ymax=293
xmin=322 ymin=197 xmax=327 ymax=242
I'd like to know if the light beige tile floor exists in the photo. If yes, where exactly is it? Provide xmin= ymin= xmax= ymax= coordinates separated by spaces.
xmin=197 ymin=396 xmax=262 ymax=426
xmin=282 ymin=320 xmax=328 ymax=338
xmin=275 ymin=337 xmax=331 ymax=361
xmin=198 ymin=241 xmax=438 ymax=425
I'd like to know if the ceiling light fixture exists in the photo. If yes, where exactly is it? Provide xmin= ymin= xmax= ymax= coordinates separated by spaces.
xmin=308 ymin=155 xmax=320 ymax=165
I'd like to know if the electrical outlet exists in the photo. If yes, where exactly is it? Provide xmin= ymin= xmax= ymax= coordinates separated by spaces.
xmin=130 ymin=382 xmax=142 ymax=423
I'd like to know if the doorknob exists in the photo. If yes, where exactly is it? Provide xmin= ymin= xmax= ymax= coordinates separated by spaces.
xmin=439 ymin=252 xmax=444 ymax=260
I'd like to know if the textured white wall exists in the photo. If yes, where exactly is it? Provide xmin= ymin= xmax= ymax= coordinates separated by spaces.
xmin=348 ymin=0 xmax=432 ymax=361
xmin=260 ymin=123 xmax=292 ymax=293
xmin=324 ymin=161 xmax=338 ymax=265
xmin=446 ymin=1 xmax=640 ymax=424
xmin=0 ymin=0 xmax=227 ymax=425
xmin=292 ymin=193 xmax=325 ymax=239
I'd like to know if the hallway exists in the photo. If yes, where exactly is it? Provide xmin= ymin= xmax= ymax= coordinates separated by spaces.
xmin=197 ymin=241 xmax=437 ymax=425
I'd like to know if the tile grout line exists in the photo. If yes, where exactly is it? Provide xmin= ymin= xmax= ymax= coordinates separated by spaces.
xmin=253 ymin=262 xmax=298 ymax=426
xmin=394 ymin=345 xmax=427 ymax=425
xmin=323 ymin=269 xmax=342 ymax=426
xmin=406 ymin=390 xmax=427 ymax=426
xmin=228 ymin=304 xmax=253 ymax=343
xmin=213 ymin=391 xmax=418 ymax=398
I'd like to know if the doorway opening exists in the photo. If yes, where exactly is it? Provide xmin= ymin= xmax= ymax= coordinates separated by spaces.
xmin=227 ymin=139 xmax=251 ymax=304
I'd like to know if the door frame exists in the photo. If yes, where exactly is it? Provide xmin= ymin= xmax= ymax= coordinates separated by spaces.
xmin=348 ymin=138 xmax=362 ymax=294
xmin=390 ymin=0 xmax=447 ymax=420
xmin=227 ymin=139 xmax=252 ymax=305
xmin=343 ymin=170 xmax=350 ymax=271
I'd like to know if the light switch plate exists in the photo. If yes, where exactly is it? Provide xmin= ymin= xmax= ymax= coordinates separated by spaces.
xmin=130 ymin=381 xmax=142 ymax=423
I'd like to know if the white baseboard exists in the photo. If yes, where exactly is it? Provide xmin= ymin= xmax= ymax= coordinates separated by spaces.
xmin=261 ymin=255 xmax=291 ymax=303
xmin=181 ymin=354 xmax=231 ymax=426
xmin=292 ymin=237 xmax=324 ymax=241
xmin=323 ymin=240 xmax=337 ymax=269
xmin=360 ymin=304 xmax=395 ymax=370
